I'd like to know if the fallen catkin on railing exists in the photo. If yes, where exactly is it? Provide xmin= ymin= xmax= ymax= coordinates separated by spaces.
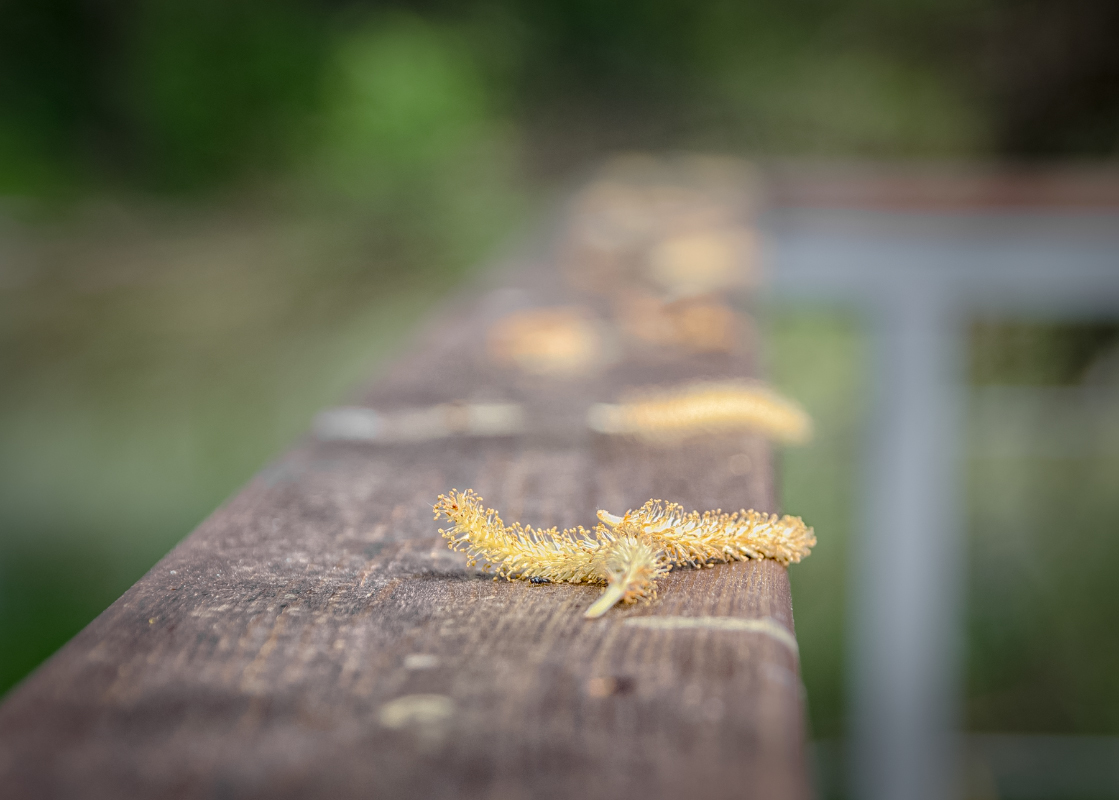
xmin=433 ymin=490 xmax=815 ymax=618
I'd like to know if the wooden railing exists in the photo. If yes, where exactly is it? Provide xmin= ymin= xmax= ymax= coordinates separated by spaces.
xmin=0 ymin=158 xmax=811 ymax=800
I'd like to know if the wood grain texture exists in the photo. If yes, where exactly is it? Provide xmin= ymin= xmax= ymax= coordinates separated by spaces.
xmin=0 ymin=188 xmax=811 ymax=800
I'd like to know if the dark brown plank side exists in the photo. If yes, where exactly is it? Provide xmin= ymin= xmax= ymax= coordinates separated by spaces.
xmin=0 ymin=181 xmax=811 ymax=800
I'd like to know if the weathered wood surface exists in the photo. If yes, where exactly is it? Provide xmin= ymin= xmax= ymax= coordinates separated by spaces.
xmin=0 ymin=170 xmax=811 ymax=800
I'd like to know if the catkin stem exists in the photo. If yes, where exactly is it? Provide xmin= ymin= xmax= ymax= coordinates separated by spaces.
xmin=583 ymin=583 xmax=628 ymax=619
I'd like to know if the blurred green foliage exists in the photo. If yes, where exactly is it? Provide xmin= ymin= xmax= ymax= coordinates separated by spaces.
xmin=971 ymin=320 xmax=1119 ymax=386
xmin=124 ymin=0 xmax=325 ymax=188
xmin=968 ymin=451 xmax=1119 ymax=734
xmin=3 ymin=0 xmax=1119 ymax=198
xmin=966 ymin=321 xmax=1119 ymax=736
xmin=769 ymin=312 xmax=868 ymax=741
xmin=320 ymin=17 xmax=491 ymax=180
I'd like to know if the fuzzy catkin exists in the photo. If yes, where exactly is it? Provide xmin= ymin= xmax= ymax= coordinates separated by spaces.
xmin=433 ymin=489 xmax=814 ymax=617
xmin=434 ymin=490 xmax=609 ymax=583
xmin=606 ymin=500 xmax=816 ymax=567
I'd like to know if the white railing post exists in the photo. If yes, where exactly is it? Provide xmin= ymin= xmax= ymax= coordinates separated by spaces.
xmin=851 ymin=285 xmax=964 ymax=800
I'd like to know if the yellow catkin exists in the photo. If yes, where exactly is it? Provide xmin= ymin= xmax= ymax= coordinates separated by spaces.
xmin=433 ymin=490 xmax=814 ymax=618
xmin=598 ymin=500 xmax=815 ymax=567
xmin=434 ymin=490 xmax=609 ymax=583
xmin=587 ymin=380 xmax=812 ymax=443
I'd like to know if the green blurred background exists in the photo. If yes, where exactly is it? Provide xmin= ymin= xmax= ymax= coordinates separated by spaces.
xmin=2 ymin=1 xmax=1119 ymax=796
